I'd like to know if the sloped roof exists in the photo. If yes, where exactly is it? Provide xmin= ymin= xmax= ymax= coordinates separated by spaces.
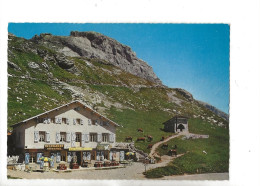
xmin=163 ymin=115 xmax=189 ymax=124
xmin=11 ymin=100 xmax=120 ymax=127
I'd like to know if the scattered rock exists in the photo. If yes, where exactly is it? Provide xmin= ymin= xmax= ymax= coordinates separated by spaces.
xmin=8 ymin=61 xmax=21 ymax=71
xmin=28 ymin=62 xmax=40 ymax=69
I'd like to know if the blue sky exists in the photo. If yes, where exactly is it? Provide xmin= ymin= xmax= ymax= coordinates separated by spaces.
xmin=8 ymin=23 xmax=230 ymax=114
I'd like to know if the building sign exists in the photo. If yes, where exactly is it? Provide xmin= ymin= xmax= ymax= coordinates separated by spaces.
xmin=44 ymin=144 xmax=64 ymax=150
xmin=69 ymin=147 xmax=92 ymax=151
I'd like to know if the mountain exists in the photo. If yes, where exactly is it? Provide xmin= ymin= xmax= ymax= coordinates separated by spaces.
xmin=7 ymin=31 xmax=228 ymax=132
xmin=197 ymin=100 xmax=229 ymax=121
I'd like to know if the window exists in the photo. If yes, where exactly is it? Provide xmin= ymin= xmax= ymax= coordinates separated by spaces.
xmin=102 ymin=133 xmax=109 ymax=142
xmin=60 ymin=132 xmax=66 ymax=142
xmin=90 ymin=133 xmax=97 ymax=142
xmin=92 ymin=119 xmax=96 ymax=125
xmin=61 ymin=151 xmax=66 ymax=161
xmin=29 ymin=152 xmax=36 ymax=163
xmin=39 ymin=131 xmax=45 ymax=142
xmin=75 ymin=133 xmax=81 ymax=142
xmin=62 ymin=118 xmax=66 ymax=124
xmin=76 ymin=119 xmax=80 ymax=125
xmin=51 ymin=118 xmax=55 ymax=123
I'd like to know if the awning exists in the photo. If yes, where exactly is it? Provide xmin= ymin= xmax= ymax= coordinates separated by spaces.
xmin=69 ymin=147 xmax=92 ymax=151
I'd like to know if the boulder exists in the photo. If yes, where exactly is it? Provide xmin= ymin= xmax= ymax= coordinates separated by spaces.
xmin=28 ymin=62 xmax=40 ymax=69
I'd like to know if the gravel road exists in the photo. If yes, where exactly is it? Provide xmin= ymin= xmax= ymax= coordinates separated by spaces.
xmin=7 ymin=161 xmax=228 ymax=180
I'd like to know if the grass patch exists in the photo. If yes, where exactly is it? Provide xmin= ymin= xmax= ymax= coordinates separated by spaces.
xmin=107 ymin=107 xmax=174 ymax=153
xmin=7 ymin=175 xmax=22 ymax=179
xmin=145 ymin=118 xmax=229 ymax=178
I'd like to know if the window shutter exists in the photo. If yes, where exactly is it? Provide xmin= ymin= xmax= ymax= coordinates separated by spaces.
xmin=56 ymin=132 xmax=60 ymax=143
xmin=34 ymin=131 xmax=39 ymax=143
xmin=46 ymin=132 xmax=50 ymax=143
xmin=80 ymin=119 xmax=83 ymax=125
xmin=112 ymin=134 xmax=115 ymax=142
xmin=81 ymin=133 xmax=85 ymax=147
xmin=47 ymin=118 xmax=51 ymax=124
xmin=97 ymin=133 xmax=102 ymax=142
xmin=66 ymin=118 xmax=70 ymax=125
xmin=88 ymin=119 xmax=91 ymax=125
xmin=43 ymin=118 xmax=47 ymax=124
xmin=85 ymin=133 xmax=89 ymax=143
xmin=55 ymin=118 xmax=59 ymax=124
xmin=66 ymin=132 xmax=71 ymax=143
xmin=56 ymin=152 xmax=61 ymax=163
xmin=95 ymin=120 xmax=98 ymax=126
xmin=109 ymin=133 xmax=115 ymax=143
xmin=100 ymin=120 xmax=103 ymax=126
xmin=71 ymin=132 xmax=76 ymax=147
xmin=73 ymin=119 xmax=76 ymax=125
xmin=37 ymin=153 xmax=43 ymax=163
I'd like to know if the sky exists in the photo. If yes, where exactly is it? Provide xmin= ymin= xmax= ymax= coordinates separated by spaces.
xmin=8 ymin=23 xmax=230 ymax=114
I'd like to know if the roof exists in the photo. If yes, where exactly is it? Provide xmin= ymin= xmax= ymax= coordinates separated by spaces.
xmin=163 ymin=115 xmax=189 ymax=124
xmin=11 ymin=100 xmax=120 ymax=127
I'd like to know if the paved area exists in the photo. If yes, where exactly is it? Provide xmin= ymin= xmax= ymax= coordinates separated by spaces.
xmin=7 ymin=161 xmax=228 ymax=180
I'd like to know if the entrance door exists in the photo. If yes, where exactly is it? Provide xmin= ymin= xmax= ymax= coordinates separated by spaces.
xmin=76 ymin=152 xmax=81 ymax=165
xmin=177 ymin=124 xmax=185 ymax=132
xmin=91 ymin=151 xmax=96 ymax=160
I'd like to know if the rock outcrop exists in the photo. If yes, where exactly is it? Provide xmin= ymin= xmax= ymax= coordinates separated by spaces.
xmin=197 ymin=100 xmax=229 ymax=121
xmin=175 ymin=88 xmax=194 ymax=101
xmin=31 ymin=31 xmax=162 ymax=85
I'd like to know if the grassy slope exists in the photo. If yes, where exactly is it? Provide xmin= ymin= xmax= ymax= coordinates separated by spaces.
xmin=107 ymin=107 xmax=175 ymax=153
xmin=144 ymin=118 xmax=229 ymax=178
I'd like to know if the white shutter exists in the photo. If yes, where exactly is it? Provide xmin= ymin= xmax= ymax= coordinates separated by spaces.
xmin=55 ymin=118 xmax=59 ymax=124
xmin=97 ymin=133 xmax=102 ymax=142
xmin=109 ymin=133 xmax=113 ymax=143
xmin=81 ymin=133 xmax=85 ymax=147
xmin=95 ymin=120 xmax=98 ymax=125
xmin=66 ymin=132 xmax=71 ymax=142
xmin=80 ymin=119 xmax=83 ymax=125
xmin=46 ymin=132 xmax=50 ymax=143
xmin=112 ymin=134 xmax=115 ymax=142
xmin=85 ymin=133 xmax=89 ymax=143
xmin=109 ymin=133 xmax=115 ymax=143
xmin=73 ymin=119 xmax=76 ymax=125
xmin=58 ymin=117 xmax=62 ymax=124
xmin=43 ymin=118 xmax=47 ymax=124
xmin=47 ymin=118 xmax=51 ymax=124
xmin=56 ymin=132 xmax=60 ymax=143
xmin=66 ymin=118 xmax=70 ymax=125
xmin=88 ymin=119 xmax=91 ymax=125
xmin=71 ymin=133 xmax=76 ymax=147
xmin=34 ymin=131 xmax=39 ymax=143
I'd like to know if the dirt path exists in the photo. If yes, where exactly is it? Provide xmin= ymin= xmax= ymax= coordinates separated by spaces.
xmin=149 ymin=133 xmax=181 ymax=158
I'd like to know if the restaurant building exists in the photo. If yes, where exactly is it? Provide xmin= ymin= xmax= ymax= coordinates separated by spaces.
xmin=11 ymin=100 xmax=123 ymax=167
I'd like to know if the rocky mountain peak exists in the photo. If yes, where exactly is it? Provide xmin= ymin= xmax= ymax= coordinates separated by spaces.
xmin=31 ymin=31 xmax=162 ymax=85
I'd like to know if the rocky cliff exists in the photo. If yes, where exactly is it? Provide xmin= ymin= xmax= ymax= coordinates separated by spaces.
xmin=31 ymin=31 xmax=162 ymax=85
